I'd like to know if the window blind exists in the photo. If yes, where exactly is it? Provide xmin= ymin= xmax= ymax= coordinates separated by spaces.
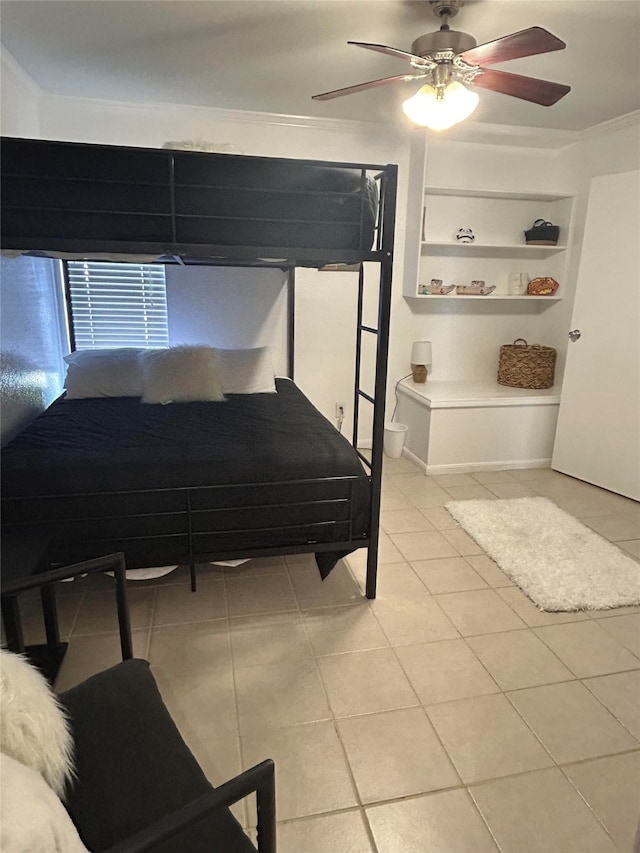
xmin=66 ymin=261 xmax=169 ymax=350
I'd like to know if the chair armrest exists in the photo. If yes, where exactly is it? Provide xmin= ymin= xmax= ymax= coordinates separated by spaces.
xmin=1 ymin=553 xmax=133 ymax=662
xmin=102 ymin=759 xmax=276 ymax=853
xmin=1 ymin=552 xmax=126 ymax=594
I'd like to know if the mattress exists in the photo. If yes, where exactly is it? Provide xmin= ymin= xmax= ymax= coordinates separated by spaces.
xmin=1 ymin=137 xmax=380 ymax=258
xmin=1 ymin=379 xmax=371 ymax=572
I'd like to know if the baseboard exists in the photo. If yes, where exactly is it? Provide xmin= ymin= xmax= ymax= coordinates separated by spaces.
xmin=402 ymin=447 xmax=428 ymax=474
xmin=424 ymin=458 xmax=552 ymax=475
xmin=359 ymin=444 xmax=549 ymax=475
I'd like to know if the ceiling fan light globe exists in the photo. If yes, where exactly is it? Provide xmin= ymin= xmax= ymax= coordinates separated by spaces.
xmin=402 ymin=83 xmax=437 ymax=119
xmin=443 ymin=80 xmax=479 ymax=120
xmin=402 ymin=81 xmax=478 ymax=130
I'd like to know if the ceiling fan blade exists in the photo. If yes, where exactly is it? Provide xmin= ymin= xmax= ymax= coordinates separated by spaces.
xmin=472 ymin=68 xmax=571 ymax=106
xmin=460 ymin=26 xmax=566 ymax=67
xmin=348 ymin=41 xmax=436 ymax=69
xmin=312 ymin=74 xmax=418 ymax=101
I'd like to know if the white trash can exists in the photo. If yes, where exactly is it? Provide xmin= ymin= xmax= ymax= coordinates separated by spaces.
xmin=384 ymin=422 xmax=408 ymax=458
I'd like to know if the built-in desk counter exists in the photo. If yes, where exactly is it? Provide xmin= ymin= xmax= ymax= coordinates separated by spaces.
xmin=396 ymin=378 xmax=561 ymax=474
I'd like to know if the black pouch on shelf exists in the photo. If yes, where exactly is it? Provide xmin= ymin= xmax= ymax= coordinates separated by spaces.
xmin=524 ymin=219 xmax=560 ymax=245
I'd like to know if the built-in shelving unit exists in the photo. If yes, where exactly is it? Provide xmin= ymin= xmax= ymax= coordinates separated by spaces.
xmin=403 ymin=165 xmax=576 ymax=301
xmin=396 ymin=132 xmax=578 ymax=473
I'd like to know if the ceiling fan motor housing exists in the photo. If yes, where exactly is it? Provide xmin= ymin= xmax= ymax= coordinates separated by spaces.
xmin=411 ymin=28 xmax=477 ymax=60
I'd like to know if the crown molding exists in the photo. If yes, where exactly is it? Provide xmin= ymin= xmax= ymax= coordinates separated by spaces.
xmin=38 ymin=91 xmax=639 ymax=149
xmin=428 ymin=119 xmax=581 ymax=150
xmin=410 ymin=111 xmax=640 ymax=150
xmin=578 ymin=109 xmax=640 ymax=141
xmin=0 ymin=46 xmax=42 ymax=99
xmin=42 ymin=92 xmax=403 ymax=137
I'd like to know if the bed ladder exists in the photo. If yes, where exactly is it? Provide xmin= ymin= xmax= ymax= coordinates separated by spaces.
xmin=352 ymin=228 xmax=395 ymax=597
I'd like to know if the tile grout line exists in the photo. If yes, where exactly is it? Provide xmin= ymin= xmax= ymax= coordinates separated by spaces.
xmin=227 ymin=559 xmax=298 ymax=826
xmin=293 ymin=565 xmax=379 ymax=853
xmin=230 ymin=558 xmax=367 ymax=840
xmin=555 ymin=760 xmax=627 ymax=849
xmin=380 ymin=514 xmax=620 ymax=829
xmin=530 ymin=621 xmax=640 ymax=681
xmin=142 ymin=584 xmax=157 ymax=660
xmin=217 ymin=563 xmax=251 ymax=830
xmin=579 ymin=672 xmax=640 ymax=743
xmin=375 ymin=582 xmax=619 ymax=849
xmin=345 ymin=561 xmax=504 ymax=841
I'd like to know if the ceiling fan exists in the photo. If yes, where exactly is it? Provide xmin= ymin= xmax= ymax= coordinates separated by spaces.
xmin=312 ymin=0 xmax=571 ymax=128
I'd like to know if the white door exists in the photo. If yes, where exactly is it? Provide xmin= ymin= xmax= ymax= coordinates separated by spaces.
xmin=552 ymin=170 xmax=640 ymax=500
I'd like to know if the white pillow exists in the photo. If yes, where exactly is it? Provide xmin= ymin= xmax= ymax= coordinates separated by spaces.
xmin=0 ymin=649 xmax=74 ymax=798
xmin=0 ymin=754 xmax=90 ymax=853
xmin=218 ymin=347 xmax=276 ymax=394
xmin=63 ymin=348 xmax=146 ymax=398
xmin=139 ymin=345 xmax=226 ymax=404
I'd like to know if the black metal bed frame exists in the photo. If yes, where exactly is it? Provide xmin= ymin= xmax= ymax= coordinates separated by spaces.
xmin=1 ymin=139 xmax=398 ymax=600
xmin=6 ymin=473 xmax=369 ymax=588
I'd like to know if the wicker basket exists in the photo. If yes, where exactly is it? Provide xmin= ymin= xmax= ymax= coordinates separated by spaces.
xmin=497 ymin=338 xmax=556 ymax=389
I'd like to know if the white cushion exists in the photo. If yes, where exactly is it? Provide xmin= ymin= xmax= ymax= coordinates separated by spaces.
xmin=0 ymin=649 xmax=74 ymax=797
xmin=63 ymin=348 xmax=146 ymax=398
xmin=0 ymin=754 xmax=89 ymax=853
xmin=218 ymin=347 xmax=276 ymax=394
xmin=139 ymin=345 xmax=226 ymax=404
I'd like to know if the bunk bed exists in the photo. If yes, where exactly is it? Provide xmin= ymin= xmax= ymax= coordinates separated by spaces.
xmin=0 ymin=136 xmax=397 ymax=599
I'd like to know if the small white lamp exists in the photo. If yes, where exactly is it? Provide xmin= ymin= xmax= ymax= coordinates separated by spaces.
xmin=411 ymin=340 xmax=432 ymax=384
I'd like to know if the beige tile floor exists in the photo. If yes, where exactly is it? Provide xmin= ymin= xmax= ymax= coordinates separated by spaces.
xmin=17 ymin=459 xmax=640 ymax=852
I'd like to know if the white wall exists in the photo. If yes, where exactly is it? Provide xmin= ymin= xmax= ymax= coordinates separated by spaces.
xmin=0 ymin=47 xmax=41 ymax=136
xmin=165 ymin=266 xmax=289 ymax=375
xmin=566 ymin=114 xmax=640 ymax=179
xmin=425 ymin=139 xmax=567 ymax=195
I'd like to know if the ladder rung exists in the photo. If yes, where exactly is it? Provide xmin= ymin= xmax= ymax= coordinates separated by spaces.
xmin=358 ymin=390 xmax=375 ymax=405
xmin=359 ymin=325 xmax=378 ymax=334
xmin=356 ymin=450 xmax=372 ymax=469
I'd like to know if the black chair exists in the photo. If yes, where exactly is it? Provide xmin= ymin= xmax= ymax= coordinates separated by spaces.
xmin=1 ymin=542 xmax=133 ymax=682
xmin=58 ymin=659 xmax=276 ymax=853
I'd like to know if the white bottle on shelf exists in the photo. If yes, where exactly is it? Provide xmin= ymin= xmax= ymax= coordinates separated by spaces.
xmin=507 ymin=272 xmax=530 ymax=295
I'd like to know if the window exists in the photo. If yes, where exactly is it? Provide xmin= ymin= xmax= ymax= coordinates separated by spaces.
xmin=65 ymin=261 xmax=169 ymax=350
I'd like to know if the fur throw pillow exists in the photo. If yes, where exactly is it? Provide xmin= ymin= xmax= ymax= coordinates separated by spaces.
xmin=139 ymin=345 xmax=226 ymax=404
xmin=0 ymin=753 xmax=89 ymax=853
xmin=0 ymin=648 xmax=74 ymax=797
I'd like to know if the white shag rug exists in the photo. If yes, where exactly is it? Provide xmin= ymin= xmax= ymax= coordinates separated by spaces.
xmin=446 ymin=497 xmax=640 ymax=612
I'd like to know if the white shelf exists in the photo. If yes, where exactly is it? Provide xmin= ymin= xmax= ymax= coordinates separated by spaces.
xmin=421 ymin=241 xmax=566 ymax=260
xmin=398 ymin=378 xmax=561 ymax=409
xmin=412 ymin=294 xmax=562 ymax=303
xmin=424 ymin=186 xmax=573 ymax=202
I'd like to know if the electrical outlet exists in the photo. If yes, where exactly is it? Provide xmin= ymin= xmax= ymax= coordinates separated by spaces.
xmin=335 ymin=402 xmax=345 ymax=419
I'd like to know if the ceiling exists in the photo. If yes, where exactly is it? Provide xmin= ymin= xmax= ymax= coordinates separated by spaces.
xmin=2 ymin=0 xmax=639 ymax=132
